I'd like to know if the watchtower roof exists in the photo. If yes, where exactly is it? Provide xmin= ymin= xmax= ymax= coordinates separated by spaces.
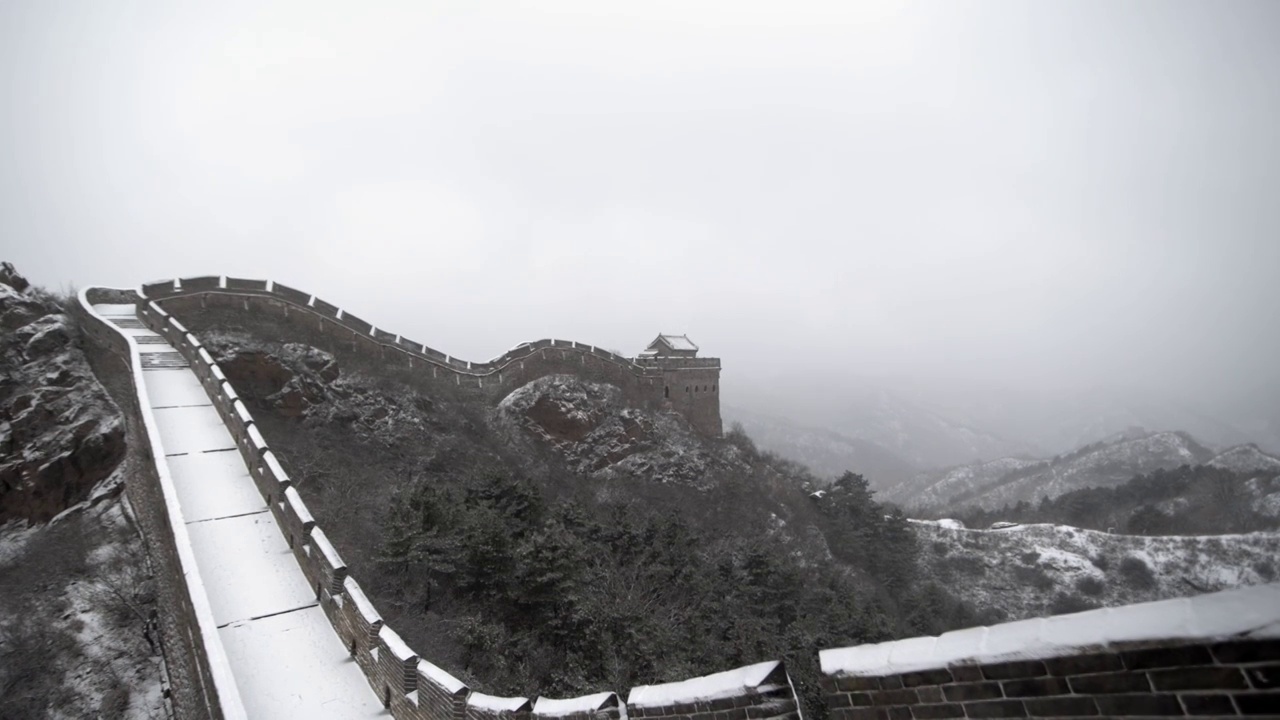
xmin=639 ymin=334 xmax=699 ymax=357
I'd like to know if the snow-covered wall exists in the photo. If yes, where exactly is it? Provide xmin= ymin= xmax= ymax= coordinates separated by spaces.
xmin=74 ymin=288 xmax=248 ymax=720
xmin=142 ymin=275 xmax=723 ymax=436
xmin=820 ymin=583 xmax=1280 ymax=718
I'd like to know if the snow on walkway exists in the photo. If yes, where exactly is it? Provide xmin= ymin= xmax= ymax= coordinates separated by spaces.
xmin=95 ymin=304 xmax=383 ymax=718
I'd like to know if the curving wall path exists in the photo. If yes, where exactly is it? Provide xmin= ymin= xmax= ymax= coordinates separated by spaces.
xmin=77 ymin=285 xmax=795 ymax=719
xmin=141 ymin=275 xmax=723 ymax=436
xmin=77 ymin=281 xmax=1280 ymax=719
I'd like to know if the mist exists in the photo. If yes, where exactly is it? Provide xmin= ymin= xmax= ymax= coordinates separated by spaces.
xmin=5 ymin=1 xmax=1279 ymax=458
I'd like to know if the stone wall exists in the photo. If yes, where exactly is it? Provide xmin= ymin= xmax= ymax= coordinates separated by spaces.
xmin=72 ymin=288 xmax=248 ymax=720
xmin=820 ymin=583 xmax=1280 ymax=718
xmin=141 ymin=276 xmax=722 ymax=436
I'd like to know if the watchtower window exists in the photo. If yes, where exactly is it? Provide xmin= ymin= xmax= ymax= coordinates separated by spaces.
xmin=685 ymin=386 xmax=690 ymax=393
xmin=664 ymin=385 xmax=669 ymax=398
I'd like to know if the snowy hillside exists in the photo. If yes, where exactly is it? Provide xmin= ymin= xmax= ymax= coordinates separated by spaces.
xmin=903 ymin=429 xmax=1216 ymax=510
xmin=882 ymin=457 xmax=1041 ymax=507
xmin=1207 ymin=443 xmax=1280 ymax=475
xmin=912 ymin=520 xmax=1280 ymax=623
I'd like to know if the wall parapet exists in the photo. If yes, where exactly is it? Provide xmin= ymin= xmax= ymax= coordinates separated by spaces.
xmin=73 ymin=287 xmax=248 ymax=720
xmin=820 ymin=583 xmax=1280 ymax=719
xmin=138 ymin=275 xmax=670 ymax=379
xmin=141 ymin=274 xmax=724 ymax=436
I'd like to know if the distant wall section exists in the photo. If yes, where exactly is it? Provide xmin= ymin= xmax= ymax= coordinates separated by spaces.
xmin=142 ymin=276 xmax=722 ymax=436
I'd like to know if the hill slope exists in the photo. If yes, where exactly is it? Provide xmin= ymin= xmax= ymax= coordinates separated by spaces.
xmin=912 ymin=521 xmax=1280 ymax=623
xmin=902 ymin=429 xmax=1217 ymax=510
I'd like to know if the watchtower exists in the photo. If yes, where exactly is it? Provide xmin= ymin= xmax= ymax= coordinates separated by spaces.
xmin=636 ymin=334 xmax=722 ymax=437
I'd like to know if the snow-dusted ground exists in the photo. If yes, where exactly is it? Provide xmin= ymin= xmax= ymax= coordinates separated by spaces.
xmin=914 ymin=520 xmax=1280 ymax=621
xmin=97 ymin=305 xmax=382 ymax=718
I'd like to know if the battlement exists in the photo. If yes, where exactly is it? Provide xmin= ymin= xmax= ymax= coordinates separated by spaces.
xmin=140 ymin=276 xmax=722 ymax=437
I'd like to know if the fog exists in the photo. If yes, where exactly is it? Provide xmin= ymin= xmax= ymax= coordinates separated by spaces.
xmin=4 ymin=1 xmax=1279 ymax=456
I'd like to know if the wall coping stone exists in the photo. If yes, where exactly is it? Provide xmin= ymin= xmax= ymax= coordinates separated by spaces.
xmin=533 ymin=692 xmax=618 ymax=716
xmin=343 ymin=577 xmax=381 ymax=626
xmin=418 ymin=658 xmax=468 ymax=695
xmin=628 ymin=660 xmax=782 ymax=708
xmin=470 ymin=693 xmax=532 ymax=712
xmin=310 ymin=527 xmax=344 ymax=569
xmin=820 ymin=581 xmax=1280 ymax=678
xmin=283 ymin=487 xmax=314 ymax=529
xmin=379 ymin=625 xmax=417 ymax=662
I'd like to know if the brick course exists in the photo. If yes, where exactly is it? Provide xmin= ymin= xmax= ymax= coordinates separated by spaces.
xmin=823 ymin=636 xmax=1280 ymax=719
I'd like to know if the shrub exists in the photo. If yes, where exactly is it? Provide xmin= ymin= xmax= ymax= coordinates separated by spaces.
xmin=942 ymin=554 xmax=986 ymax=577
xmin=1050 ymin=592 xmax=1099 ymax=615
xmin=1019 ymin=550 xmax=1040 ymax=565
xmin=932 ymin=540 xmax=951 ymax=556
xmin=1119 ymin=555 xmax=1156 ymax=590
xmin=1013 ymin=564 xmax=1055 ymax=591
xmin=1253 ymin=560 xmax=1276 ymax=582
xmin=1090 ymin=554 xmax=1110 ymax=571
xmin=1075 ymin=575 xmax=1105 ymax=597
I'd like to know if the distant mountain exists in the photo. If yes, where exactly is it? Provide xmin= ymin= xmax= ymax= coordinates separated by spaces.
xmin=1207 ymin=444 xmax=1280 ymax=475
xmin=734 ymin=383 xmax=1042 ymax=475
xmin=721 ymin=405 xmax=916 ymax=490
xmin=901 ymin=429 xmax=1217 ymax=511
xmin=881 ymin=456 xmax=1041 ymax=507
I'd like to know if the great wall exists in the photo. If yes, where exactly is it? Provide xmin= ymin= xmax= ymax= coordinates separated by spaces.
xmin=71 ymin=277 xmax=1280 ymax=719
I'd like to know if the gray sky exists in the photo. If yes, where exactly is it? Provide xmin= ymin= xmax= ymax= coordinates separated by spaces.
xmin=4 ymin=1 xmax=1279 ymax=442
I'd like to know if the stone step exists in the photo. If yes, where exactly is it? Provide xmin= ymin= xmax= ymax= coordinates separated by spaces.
xmin=109 ymin=318 xmax=147 ymax=329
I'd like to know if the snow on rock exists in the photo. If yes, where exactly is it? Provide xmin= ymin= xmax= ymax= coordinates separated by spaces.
xmin=627 ymin=660 xmax=781 ymax=708
xmin=820 ymin=582 xmax=1280 ymax=677
xmin=497 ymin=375 xmax=736 ymax=489
xmin=1 ymin=278 xmax=126 ymax=523
xmin=915 ymin=521 xmax=1280 ymax=622
xmin=908 ymin=518 xmax=965 ymax=530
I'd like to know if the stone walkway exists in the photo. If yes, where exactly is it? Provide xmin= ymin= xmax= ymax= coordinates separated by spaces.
xmin=95 ymin=304 xmax=383 ymax=719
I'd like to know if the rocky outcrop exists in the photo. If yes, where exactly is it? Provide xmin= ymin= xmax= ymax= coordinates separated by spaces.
xmin=497 ymin=374 xmax=736 ymax=488
xmin=0 ymin=266 xmax=125 ymax=524
xmin=211 ymin=342 xmax=339 ymax=418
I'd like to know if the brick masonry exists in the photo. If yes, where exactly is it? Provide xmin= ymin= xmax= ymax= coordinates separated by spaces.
xmin=822 ymin=637 xmax=1280 ymax=718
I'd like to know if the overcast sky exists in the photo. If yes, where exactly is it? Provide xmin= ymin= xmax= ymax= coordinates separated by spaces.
xmin=3 ymin=1 xmax=1278 ymax=427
